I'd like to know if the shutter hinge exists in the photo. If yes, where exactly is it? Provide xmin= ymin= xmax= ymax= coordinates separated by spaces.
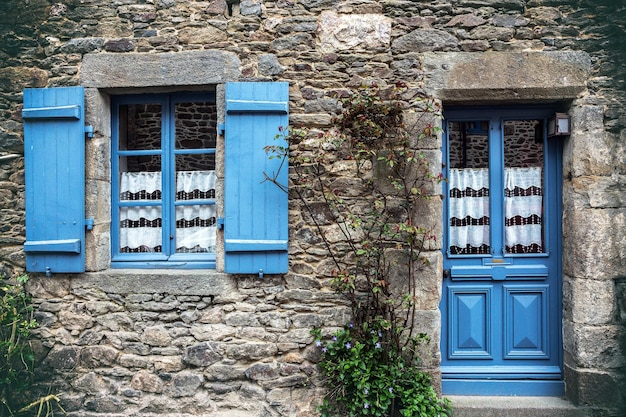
xmin=85 ymin=218 xmax=94 ymax=231
xmin=85 ymin=125 xmax=95 ymax=138
xmin=217 ymin=218 xmax=224 ymax=230
xmin=218 ymin=123 xmax=225 ymax=136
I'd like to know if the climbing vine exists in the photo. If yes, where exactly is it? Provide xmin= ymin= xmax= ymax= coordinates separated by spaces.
xmin=266 ymin=82 xmax=450 ymax=416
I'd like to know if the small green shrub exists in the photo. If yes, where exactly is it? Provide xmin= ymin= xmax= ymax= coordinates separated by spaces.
xmin=0 ymin=273 xmax=37 ymax=415
xmin=313 ymin=323 xmax=450 ymax=417
xmin=0 ymin=273 xmax=64 ymax=417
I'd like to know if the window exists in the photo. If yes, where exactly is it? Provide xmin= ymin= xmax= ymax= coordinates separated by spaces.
xmin=23 ymin=82 xmax=290 ymax=274
xmin=111 ymin=93 xmax=218 ymax=268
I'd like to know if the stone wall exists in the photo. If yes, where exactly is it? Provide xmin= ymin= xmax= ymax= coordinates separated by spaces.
xmin=28 ymin=270 xmax=342 ymax=417
xmin=0 ymin=0 xmax=624 ymax=416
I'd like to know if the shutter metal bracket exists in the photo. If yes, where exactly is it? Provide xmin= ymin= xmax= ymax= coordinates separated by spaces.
xmin=85 ymin=125 xmax=95 ymax=138
xmin=218 ymin=123 xmax=225 ymax=136
xmin=258 ymin=269 xmax=264 ymax=279
xmin=217 ymin=218 xmax=224 ymax=230
xmin=85 ymin=218 xmax=94 ymax=231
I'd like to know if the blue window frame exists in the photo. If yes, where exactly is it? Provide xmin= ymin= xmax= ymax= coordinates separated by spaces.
xmin=111 ymin=92 xmax=218 ymax=268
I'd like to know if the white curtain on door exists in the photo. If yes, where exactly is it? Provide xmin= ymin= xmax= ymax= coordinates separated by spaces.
xmin=448 ymin=168 xmax=490 ymax=254
xmin=119 ymin=170 xmax=216 ymax=253
xmin=504 ymin=166 xmax=543 ymax=253
xmin=448 ymin=167 xmax=543 ymax=255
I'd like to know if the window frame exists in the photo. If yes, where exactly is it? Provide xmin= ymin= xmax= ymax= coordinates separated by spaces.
xmin=110 ymin=91 xmax=218 ymax=269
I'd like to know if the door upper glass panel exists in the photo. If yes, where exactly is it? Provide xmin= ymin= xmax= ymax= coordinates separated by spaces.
xmin=503 ymin=120 xmax=544 ymax=254
xmin=448 ymin=121 xmax=491 ymax=255
xmin=447 ymin=119 xmax=546 ymax=256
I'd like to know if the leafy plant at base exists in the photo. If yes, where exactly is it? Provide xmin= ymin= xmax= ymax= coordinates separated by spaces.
xmin=0 ymin=273 xmax=65 ymax=417
xmin=266 ymin=82 xmax=451 ymax=416
xmin=312 ymin=323 xmax=448 ymax=417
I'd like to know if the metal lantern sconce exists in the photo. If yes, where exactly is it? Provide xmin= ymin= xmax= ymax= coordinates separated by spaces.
xmin=547 ymin=113 xmax=571 ymax=137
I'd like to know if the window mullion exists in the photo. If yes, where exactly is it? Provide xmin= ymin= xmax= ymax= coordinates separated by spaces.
xmin=162 ymin=96 xmax=175 ymax=257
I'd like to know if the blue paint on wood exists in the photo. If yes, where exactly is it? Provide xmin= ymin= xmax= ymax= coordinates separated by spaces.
xmin=224 ymin=82 xmax=289 ymax=274
xmin=23 ymin=86 xmax=86 ymax=273
xmin=504 ymin=285 xmax=549 ymax=358
xmin=24 ymin=239 xmax=81 ymax=253
xmin=22 ymin=104 xmax=81 ymax=120
xmin=440 ymin=106 xmax=563 ymax=396
xmin=448 ymin=286 xmax=492 ymax=358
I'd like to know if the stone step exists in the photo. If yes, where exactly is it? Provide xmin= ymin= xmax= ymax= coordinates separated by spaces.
xmin=447 ymin=395 xmax=593 ymax=417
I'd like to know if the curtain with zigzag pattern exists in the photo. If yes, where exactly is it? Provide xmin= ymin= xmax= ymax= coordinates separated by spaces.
xmin=449 ymin=167 xmax=543 ymax=255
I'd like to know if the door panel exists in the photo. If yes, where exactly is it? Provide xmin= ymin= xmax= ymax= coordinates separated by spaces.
xmin=441 ymin=107 xmax=563 ymax=396
xmin=504 ymin=285 xmax=549 ymax=358
xmin=449 ymin=286 xmax=492 ymax=358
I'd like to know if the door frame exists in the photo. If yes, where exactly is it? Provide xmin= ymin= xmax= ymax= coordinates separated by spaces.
xmin=439 ymin=105 xmax=565 ymax=396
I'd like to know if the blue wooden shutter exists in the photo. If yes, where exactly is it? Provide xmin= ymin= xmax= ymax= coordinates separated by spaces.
xmin=224 ymin=82 xmax=289 ymax=274
xmin=22 ymin=86 xmax=86 ymax=274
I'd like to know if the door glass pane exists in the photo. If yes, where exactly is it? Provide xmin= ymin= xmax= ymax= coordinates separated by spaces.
xmin=503 ymin=120 xmax=544 ymax=254
xmin=448 ymin=121 xmax=490 ymax=255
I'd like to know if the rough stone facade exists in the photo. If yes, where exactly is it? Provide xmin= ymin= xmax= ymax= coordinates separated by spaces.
xmin=0 ymin=0 xmax=624 ymax=416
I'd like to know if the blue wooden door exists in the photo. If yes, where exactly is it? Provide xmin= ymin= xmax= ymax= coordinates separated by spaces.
xmin=440 ymin=107 xmax=564 ymax=395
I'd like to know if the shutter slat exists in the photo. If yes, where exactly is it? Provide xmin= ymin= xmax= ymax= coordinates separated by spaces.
xmin=224 ymin=239 xmax=288 ymax=252
xmin=224 ymin=82 xmax=289 ymax=274
xmin=23 ymin=86 xmax=86 ymax=273
xmin=24 ymin=239 xmax=81 ymax=253
xmin=226 ymin=100 xmax=288 ymax=114
xmin=22 ymin=105 xmax=81 ymax=120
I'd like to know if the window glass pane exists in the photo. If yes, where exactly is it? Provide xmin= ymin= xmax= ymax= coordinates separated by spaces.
xmin=175 ymin=205 xmax=216 ymax=253
xmin=176 ymin=167 xmax=216 ymax=202
xmin=119 ymin=206 xmax=162 ymax=253
xmin=503 ymin=120 xmax=544 ymax=254
xmin=175 ymin=101 xmax=217 ymax=150
xmin=448 ymin=121 xmax=490 ymax=255
xmin=119 ymin=158 xmax=162 ymax=202
xmin=176 ymin=153 xmax=215 ymax=174
xmin=118 ymin=104 xmax=162 ymax=151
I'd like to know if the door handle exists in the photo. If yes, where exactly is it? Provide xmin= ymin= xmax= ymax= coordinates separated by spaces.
xmin=443 ymin=269 xmax=450 ymax=278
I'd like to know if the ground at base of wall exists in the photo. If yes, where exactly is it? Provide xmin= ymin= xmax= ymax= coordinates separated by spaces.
xmin=447 ymin=396 xmax=608 ymax=417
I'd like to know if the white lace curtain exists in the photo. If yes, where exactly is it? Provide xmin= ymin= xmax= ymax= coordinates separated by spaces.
xmin=119 ymin=171 xmax=217 ymax=253
xmin=449 ymin=167 xmax=543 ymax=254
xmin=504 ymin=166 xmax=543 ymax=253
xmin=449 ymin=168 xmax=490 ymax=254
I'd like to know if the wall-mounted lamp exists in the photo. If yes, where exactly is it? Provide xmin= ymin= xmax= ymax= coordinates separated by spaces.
xmin=547 ymin=113 xmax=571 ymax=137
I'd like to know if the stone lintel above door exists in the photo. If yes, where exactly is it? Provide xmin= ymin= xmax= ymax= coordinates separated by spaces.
xmin=422 ymin=51 xmax=591 ymax=104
